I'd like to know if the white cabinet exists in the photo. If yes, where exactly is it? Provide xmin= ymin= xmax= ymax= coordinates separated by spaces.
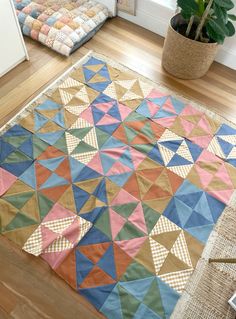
xmin=0 ymin=0 xmax=28 ymax=77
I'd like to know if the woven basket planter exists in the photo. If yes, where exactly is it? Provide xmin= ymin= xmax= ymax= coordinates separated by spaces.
xmin=162 ymin=14 xmax=219 ymax=79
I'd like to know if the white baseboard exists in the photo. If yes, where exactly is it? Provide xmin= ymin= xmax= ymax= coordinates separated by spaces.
xmin=118 ymin=1 xmax=236 ymax=70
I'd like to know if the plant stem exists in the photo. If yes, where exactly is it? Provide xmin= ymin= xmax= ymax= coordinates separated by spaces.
xmin=195 ymin=0 xmax=214 ymax=41
xmin=186 ymin=15 xmax=195 ymax=37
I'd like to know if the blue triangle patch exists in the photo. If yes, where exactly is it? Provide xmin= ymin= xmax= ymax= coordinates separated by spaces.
xmin=73 ymin=165 xmax=102 ymax=182
xmin=52 ymin=110 xmax=65 ymax=128
xmin=36 ymin=131 xmax=64 ymax=145
xmin=36 ymin=99 xmax=61 ymax=111
xmin=78 ymin=225 xmax=111 ymax=246
xmin=40 ymin=172 xmax=68 ymax=189
xmin=186 ymin=224 xmax=213 ymax=243
xmin=79 ymin=284 xmax=116 ymax=310
xmin=98 ymin=244 xmax=116 ymax=279
xmin=34 ymin=112 xmax=48 ymax=131
xmin=19 ymin=163 xmax=36 ymax=189
xmin=119 ymin=277 xmax=154 ymax=302
xmin=156 ymin=277 xmax=180 ymax=318
xmin=93 ymin=178 xmax=107 ymax=203
xmin=100 ymin=285 xmax=123 ymax=319
xmin=72 ymin=185 xmax=90 ymax=212
xmin=88 ymin=81 xmax=111 ymax=92
xmin=38 ymin=156 xmax=65 ymax=171
xmin=19 ymin=137 xmax=33 ymax=159
xmin=108 ymin=172 xmax=133 ymax=187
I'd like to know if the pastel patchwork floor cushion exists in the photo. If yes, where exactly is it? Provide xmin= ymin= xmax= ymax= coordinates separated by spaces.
xmin=14 ymin=0 xmax=109 ymax=56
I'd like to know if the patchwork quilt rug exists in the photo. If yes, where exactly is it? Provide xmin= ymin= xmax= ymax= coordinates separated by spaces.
xmin=1 ymin=52 xmax=236 ymax=319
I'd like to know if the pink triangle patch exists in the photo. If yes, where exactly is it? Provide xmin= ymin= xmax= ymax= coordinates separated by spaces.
xmin=215 ymin=163 xmax=233 ymax=187
xmin=109 ymin=208 xmax=127 ymax=240
xmin=147 ymin=89 xmax=166 ymax=99
xmin=197 ymin=116 xmax=212 ymax=134
xmin=96 ymin=113 xmax=121 ymax=126
xmin=115 ymin=237 xmax=147 ymax=258
xmin=106 ymin=161 xmax=132 ymax=176
xmin=41 ymin=250 xmax=70 ymax=269
xmin=87 ymin=152 xmax=104 ymax=175
xmin=162 ymin=98 xmax=177 ymax=114
xmin=198 ymin=149 xmax=219 ymax=162
xmin=80 ymin=107 xmax=94 ymax=125
xmin=43 ymin=203 xmax=75 ymax=221
xmin=95 ymin=102 xmax=114 ymax=112
xmin=129 ymin=148 xmax=146 ymax=169
xmin=62 ymin=218 xmax=81 ymax=243
xmin=190 ymin=135 xmax=212 ymax=148
xmin=181 ymin=104 xmax=202 ymax=116
xmin=40 ymin=224 xmax=59 ymax=251
xmin=180 ymin=117 xmax=195 ymax=135
xmin=195 ymin=165 xmax=213 ymax=188
xmin=128 ymin=202 xmax=147 ymax=234
xmin=0 ymin=168 xmax=17 ymax=196
xmin=154 ymin=116 xmax=176 ymax=128
xmin=118 ymin=103 xmax=132 ymax=121
xmin=111 ymin=188 xmax=139 ymax=206
xmin=101 ymin=147 xmax=126 ymax=160
xmin=147 ymin=100 xmax=160 ymax=117
xmin=208 ymin=189 xmax=233 ymax=205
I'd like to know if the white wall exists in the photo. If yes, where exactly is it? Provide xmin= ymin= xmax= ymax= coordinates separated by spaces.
xmin=118 ymin=0 xmax=236 ymax=70
xmin=216 ymin=6 xmax=236 ymax=69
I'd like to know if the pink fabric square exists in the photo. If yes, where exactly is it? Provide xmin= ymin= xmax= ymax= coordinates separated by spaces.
xmin=147 ymin=89 xmax=166 ymax=99
xmin=41 ymin=24 xmax=50 ymax=35
xmin=38 ymin=13 xmax=49 ymax=22
xmin=60 ymin=16 xmax=71 ymax=24
xmin=31 ymin=30 xmax=39 ymax=40
xmin=22 ymin=7 xmax=32 ymax=14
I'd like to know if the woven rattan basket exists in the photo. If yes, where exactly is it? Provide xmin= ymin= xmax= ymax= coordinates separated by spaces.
xmin=162 ymin=14 xmax=219 ymax=80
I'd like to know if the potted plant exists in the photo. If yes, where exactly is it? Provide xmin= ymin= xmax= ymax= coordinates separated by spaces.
xmin=162 ymin=0 xmax=236 ymax=79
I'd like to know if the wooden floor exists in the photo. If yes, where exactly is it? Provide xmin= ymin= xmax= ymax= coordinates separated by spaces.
xmin=0 ymin=17 xmax=236 ymax=318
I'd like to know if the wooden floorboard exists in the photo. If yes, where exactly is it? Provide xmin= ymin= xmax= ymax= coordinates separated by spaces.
xmin=0 ymin=236 xmax=104 ymax=319
xmin=0 ymin=16 xmax=236 ymax=319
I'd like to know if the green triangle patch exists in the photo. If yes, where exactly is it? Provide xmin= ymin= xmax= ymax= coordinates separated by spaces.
xmin=94 ymin=209 xmax=112 ymax=239
xmin=3 ymin=192 xmax=34 ymax=210
xmin=121 ymin=260 xmax=154 ymax=282
xmin=72 ymin=141 xmax=97 ymax=154
xmin=118 ymin=284 xmax=141 ymax=319
xmin=143 ymin=278 xmax=165 ymax=317
xmin=4 ymin=212 xmax=38 ymax=232
xmin=115 ymin=221 xmax=145 ymax=241
xmin=112 ymin=202 xmax=139 ymax=219
xmin=37 ymin=192 xmax=54 ymax=219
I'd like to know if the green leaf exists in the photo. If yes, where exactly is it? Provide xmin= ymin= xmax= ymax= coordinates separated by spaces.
xmin=177 ymin=0 xmax=199 ymax=14
xmin=214 ymin=0 xmax=234 ymax=10
xmin=228 ymin=14 xmax=236 ymax=21
xmin=181 ymin=9 xmax=192 ymax=20
xmin=206 ymin=22 xmax=225 ymax=43
xmin=213 ymin=3 xmax=228 ymax=23
xmin=226 ymin=20 xmax=236 ymax=36
xmin=208 ymin=18 xmax=229 ymax=36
